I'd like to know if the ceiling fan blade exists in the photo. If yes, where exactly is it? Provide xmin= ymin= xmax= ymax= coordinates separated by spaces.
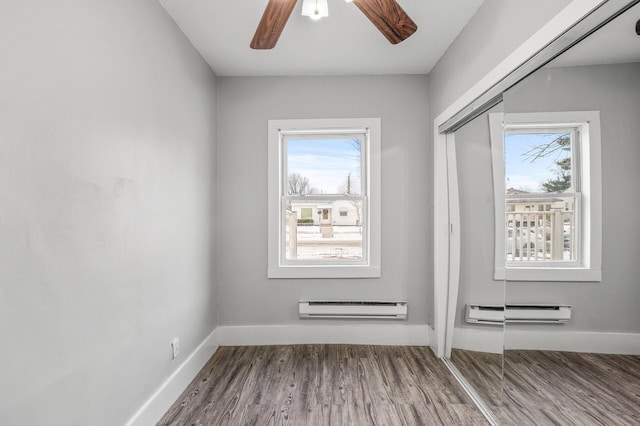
xmin=251 ymin=0 xmax=298 ymax=49
xmin=352 ymin=0 xmax=417 ymax=44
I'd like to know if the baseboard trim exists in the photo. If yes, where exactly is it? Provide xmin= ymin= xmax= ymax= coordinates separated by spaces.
xmin=452 ymin=326 xmax=503 ymax=354
xmin=427 ymin=325 xmax=437 ymax=356
xmin=125 ymin=328 xmax=220 ymax=426
xmin=505 ymin=329 xmax=640 ymax=354
xmin=453 ymin=326 xmax=640 ymax=355
xmin=217 ymin=323 xmax=430 ymax=346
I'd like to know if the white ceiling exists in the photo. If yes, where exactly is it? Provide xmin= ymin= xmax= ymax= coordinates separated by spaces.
xmin=159 ymin=0 xmax=484 ymax=76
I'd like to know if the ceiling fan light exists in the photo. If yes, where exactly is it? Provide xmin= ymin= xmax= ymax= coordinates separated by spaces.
xmin=301 ymin=0 xmax=328 ymax=20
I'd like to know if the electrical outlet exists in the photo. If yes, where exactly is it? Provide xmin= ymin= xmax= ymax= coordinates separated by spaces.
xmin=171 ymin=338 xmax=179 ymax=359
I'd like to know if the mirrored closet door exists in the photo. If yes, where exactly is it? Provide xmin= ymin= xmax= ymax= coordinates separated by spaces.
xmin=442 ymin=1 xmax=640 ymax=424
xmin=502 ymin=3 xmax=640 ymax=424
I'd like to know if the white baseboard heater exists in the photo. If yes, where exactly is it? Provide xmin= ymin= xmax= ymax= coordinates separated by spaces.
xmin=299 ymin=300 xmax=408 ymax=319
xmin=465 ymin=304 xmax=571 ymax=325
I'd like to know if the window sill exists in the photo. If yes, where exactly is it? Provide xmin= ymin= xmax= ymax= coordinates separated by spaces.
xmin=494 ymin=266 xmax=601 ymax=282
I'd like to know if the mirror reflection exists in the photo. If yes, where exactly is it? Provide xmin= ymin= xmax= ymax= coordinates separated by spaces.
xmin=502 ymin=3 xmax=640 ymax=424
xmin=445 ymin=3 xmax=640 ymax=424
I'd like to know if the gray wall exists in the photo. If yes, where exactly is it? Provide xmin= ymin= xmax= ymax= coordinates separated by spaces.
xmin=427 ymin=0 xmax=571 ymax=327
xmin=429 ymin=0 xmax=572 ymax=118
xmin=504 ymin=63 xmax=640 ymax=333
xmin=216 ymin=75 xmax=430 ymax=326
xmin=453 ymin=105 xmax=505 ymax=328
xmin=0 ymin=1 xmax=218 ymax=425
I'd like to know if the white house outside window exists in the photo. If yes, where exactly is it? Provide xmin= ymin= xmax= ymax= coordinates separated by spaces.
xmin=490 ymin=111 xmax=602 ymax=282
xmin=268 ymin=118 xmax=381 ymax=278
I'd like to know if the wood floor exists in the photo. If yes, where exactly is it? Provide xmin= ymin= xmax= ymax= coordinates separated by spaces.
xmin=502 ymin=350 xmax=640 ymax=426
xmin=158 ymin=345 xmax=489 ymax=425
xmin=450 ymin=349 xmax=502 ymax=414
xmin=450 ymin=348 xmax=640 ymax=425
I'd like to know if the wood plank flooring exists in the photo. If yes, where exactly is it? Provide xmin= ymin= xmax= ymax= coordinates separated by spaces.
xmin=450 ymin=348 xmax=640 ymax=425
xmin=450 ymin=349 xmax=502 ymax=414
xmin=158 ymin=345 xmax=489 ymax=425
xmin=502 ymin=350 xmax=640 ymax=426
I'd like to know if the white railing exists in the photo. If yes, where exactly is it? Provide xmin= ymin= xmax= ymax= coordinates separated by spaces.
xmin=505 ymin=206 xmax=575 ymax=262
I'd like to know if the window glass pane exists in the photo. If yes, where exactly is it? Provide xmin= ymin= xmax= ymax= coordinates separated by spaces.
xmin=286 ymin=200 xmax=363 ymax=261
xmin=505 ymin=196 xmax=576 ymax=262
xmin=504 ymin=131 xmax=572 ymax=194
xmin=287 ymin=137 xmax=362 ymax=195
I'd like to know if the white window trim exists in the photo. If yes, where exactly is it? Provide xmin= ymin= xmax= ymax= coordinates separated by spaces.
xmin=490 ymin=111 xmax=602 ymax=282
xmin=267 ymin=118 xmax=381 ymax=279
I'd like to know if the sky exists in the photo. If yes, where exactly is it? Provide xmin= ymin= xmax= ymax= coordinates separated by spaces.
xmin=287 ymin=137 xmax=362 ymax=194
xmin=504 ymin=132 xmax=571 ymax=193
xmin=287 ymin=133 xmax=570 ymax=195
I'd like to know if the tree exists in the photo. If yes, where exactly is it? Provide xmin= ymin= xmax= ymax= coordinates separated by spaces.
xmin=348 ymin=138 xmax=361 ymax=152
xmin=339 ymin=172 xmax=362 ymax=232
xmin=541 ymin=156 xmax=571 ymax=192
xmin=339 ymin=140 xmax=364 ymax=231
xmin=522 ymin=134 xmax=571 ymax=193
xmin=288 ymin=173 xmax=317 ymax=195
xmin=338 ymin=172 xmax=358 ymax=195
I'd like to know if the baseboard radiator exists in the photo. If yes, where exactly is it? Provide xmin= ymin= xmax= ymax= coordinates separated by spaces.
xmin=299 ymin=300 xmax=408 ymax=319
xmin=465 ymin=304 xmax=571 ymax=325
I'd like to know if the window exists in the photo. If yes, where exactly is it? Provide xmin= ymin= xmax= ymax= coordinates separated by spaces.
xmin=490 ymin=112 xmax=602 ymax=281
xmin=301 ymin=207 xmax=313 ymax=219
xmin=504 ymin=126 xmax=578 ymax=263
xmin=268 ymin=118 xmax=381 ymax=278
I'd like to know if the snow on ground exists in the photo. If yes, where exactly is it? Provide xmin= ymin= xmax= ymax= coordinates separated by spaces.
xmin=286 ymin=225 xmax=363 ymax=260
xmin=291 ymin=247 xmax=363 ymax=260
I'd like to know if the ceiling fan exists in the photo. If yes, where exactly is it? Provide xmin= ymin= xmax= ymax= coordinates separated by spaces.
xmin=250 ymin=0 xmax=418 ymax=49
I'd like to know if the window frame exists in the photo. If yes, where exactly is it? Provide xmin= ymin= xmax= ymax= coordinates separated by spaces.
xmin=267 ymin=118 xmax=381 ymax=279
xmin=490 ymin=111 xmax=602 ymax=282
xmin=504 ymin=125 xmax=581 ymax=267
